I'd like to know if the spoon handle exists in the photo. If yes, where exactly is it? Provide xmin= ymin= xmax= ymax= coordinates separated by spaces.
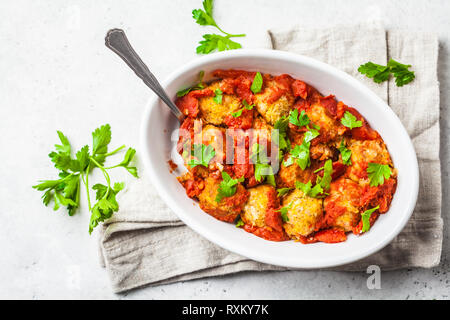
xmin=105 ymin=29 xmax=184 ymax=121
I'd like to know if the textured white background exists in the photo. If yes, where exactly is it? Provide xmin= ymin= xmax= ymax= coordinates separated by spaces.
xmin=0 ymin=0 xmax=449 ymax=299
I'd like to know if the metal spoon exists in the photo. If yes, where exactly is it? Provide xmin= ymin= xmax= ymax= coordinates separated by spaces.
xmin=105 ymin=29 xmax=184 ymax=122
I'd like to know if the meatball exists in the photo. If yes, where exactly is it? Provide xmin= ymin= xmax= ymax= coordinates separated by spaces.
xmin=248 ymin=116 xmax=273 ymax=148
xmin=305 ymin=101 xmax=346 ymax=147
xmin=282 ymin=189 xmax=323 ymax=238
xmin=277 ymin=153 xmax=317 ymax=188
xmin=198 ymin=176 xmax=248 ymax=223
xmin=241 ymin=185 xmax=287 ymax=241
xmin=323 ymin=178 xmax=362 ymax=232
xmin=198 ymin=81 xmax=241 ymax=125
xmin=347 ymin=138 xmax=394 ymax=184
xmin=241 ymin=185 xmax=275 ymax=227
xmin=254 ymin=79 xmax=295 ymax=125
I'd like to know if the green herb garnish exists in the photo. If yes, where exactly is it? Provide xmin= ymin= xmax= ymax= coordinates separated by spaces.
xmin=231 ymin=99 xmax=254 ymax=117
xmin=340 ymin=111 xmax=362 ymax=129
xmin=213 ymin=88 xmax=223 ymax=104
xmin=193 ymin=0 xmax=245 ymax=54
xmin=295 ymin=180 xmax=323 ymax=198
xmin=250 ymin=72 xmax=263 ymax=94
xmin=216 ymin=172 xmax=244 ymax=203
xmin=289 ymin=109 xmax=310 ymax=128
xmin=278 ymin=203 xmax=292 ymax=222
xmin=176 ymin=70 xmax=205 ymax=97
xmin=358 ymin=59 xmax=415 ymax=87
xmin=295 ymin=159 xmax=333 ymax=198
xmin=338 ymin=140 xmax=352 ymax=166
xmin=250 ymin=143 xmax=276 ymax=187
xmin=188 ymin=144 xmax=216 ymax=168
xmin=289 ymin=141 xmax=311 ymax=170
xmin=33 ymin=125 xmax=138 ymax=234
xmin=361 ymin=206 xmax=380 ymax=233
xmin=277 ymin=187 xmax=293 ymax=197
xmin=367 ymin=163 xmax=392 ymax=187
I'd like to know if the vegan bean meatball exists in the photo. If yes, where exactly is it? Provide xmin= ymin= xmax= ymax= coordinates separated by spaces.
xmin=254 ymin=78 xmax=295 ymax=125
xmin=241 ymin=185 xmax=275 ymax=227
xmin=198 ymin=176 xmax=248 ymax=223
xmin=198 ymin=81 xmax=242 ymax=126
xmin=347 ymin=138 xmax=394 ymax=184
xmin=277 ymin=154 xmax=317 ymax=188
xmin=241 ymin=184 xmax=287 ymax=241
xmin=323 ymin=177 xmax=362 ymax=232
xmin=282 ymin=189 xmax=323 ymax=239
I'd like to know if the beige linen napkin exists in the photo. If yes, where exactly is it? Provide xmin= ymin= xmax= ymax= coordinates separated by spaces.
xmin=99 ymin=23 xmax=443 ymax=293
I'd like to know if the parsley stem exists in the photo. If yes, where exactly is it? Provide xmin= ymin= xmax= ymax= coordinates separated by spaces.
xmin=57 ymin=173 xmax=75 ymax=182
xmin=82 ymin=164 xmax=92 ymax=211
xmin=43 ymin=173 xmax=75 ymax=191
xmin=89 ymin=156 xmax=112 ymax=199
xmin=227 ymin=33 xmax=246 ymax=38
xmin=213 ymin=24 xmax=245 ymax=38
xmin=314 ymin=166 xmax=324 ymax=173
xmin=104 ymin=145 xmax=126 ymax=157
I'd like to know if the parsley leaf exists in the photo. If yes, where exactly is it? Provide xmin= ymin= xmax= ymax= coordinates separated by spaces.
xmin=193 ymin=0 xmax=245 ymax=54
xmin=290 ymin=141 xmax=311 ymax=170
xmin=196 ymin=34 xmax=242 ymax=54
xmin=367 ymin=163 xmax=392 ymax=187
xmin=231 ymin=101 xmax=253 ymax=117
xmin=75 ymin=145 xmax=90 ymax=172
xmin=231 ymin=109 xmax=243 ymax=118
xmin=192 ymin=0 xmax=216 ymax=27
xmin=289 ymin=109 xmax=310 ymax=127
xmin=105 ymin=147 xmax=139 ymax=178
xmin=48 ymin=131 xmax=76 ymax=172
xmin=188 ymin=144 xmax=216 ymax=168
xmin=251 ymin=72 xmax=263 ymax=94
xmin=89 ymin=182 xmax=124 ymax=234
xmin=242 ymin=100 xmax=254 ymax=109
xmin=250 ymin=144 xmax=276 ymax=186
xmin=277 ymin=187 xmax=293 ymax=197
xmin=358 ymin=62 xmax=391 ymax=83
xmin=278 ymin=203 xmax=292 ymax=222
xmin=316 ymin=159 xmax=333 ymax=192
xmin=34 ymin=125 xmax=138 ymax=233
xmin=283 ymin=155 xmax=294 ymax=167
xmin=295 ymin=160 xmax=332 ymax=198
xmin=304 ymin=127 xmax=320 ymax=143
xmin=361 ymin=205 xmax=380 ymax=233
xmin=92 ymin=124 xmax=111 ymax=155
xmin=387 ymin=59 xmax=416 ymax=87
xmin=213 ymin=89 xmax=223 ymax=104
xmin=338 ymin=140 xmax=352 ymax=166
xmin=176 ymin=70 xmax=205 ymax=97
xmin=358 ymin=58 xmax=415 ymax=87
xmin=272 ymin=116 xmax=290 ymax=157
xmin=254 ymin=164 xmax=276 ymax=187
xmin=295 ymin=180 xmax=324 ymax=198
xmin=235 ymin=218 xmax=244 ymax=228
xmin=294 ymin=180 xmax=322 ymax=198
xmin=283 ymin=118 xmax=318 ymax=170
xmin=340 ymin=111 xmax=362 ymax=129
xmin=55 ymin=131 xmax=71 ymax=155
xmin=216 ymin=171 xmax=244 ymax=203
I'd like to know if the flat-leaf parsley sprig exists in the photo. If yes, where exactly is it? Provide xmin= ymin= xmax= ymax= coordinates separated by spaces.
xmin=193 ymin=0 xmax=246 ymax=54
xmin=33 ymin=124 xmax=138 ymax=234
xmin=358 ymin=58 xmax=415 ymax=87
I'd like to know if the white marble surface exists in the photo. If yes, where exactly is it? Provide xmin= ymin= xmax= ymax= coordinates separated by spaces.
xmin=0 ymin=0 xmax=449 ymax=299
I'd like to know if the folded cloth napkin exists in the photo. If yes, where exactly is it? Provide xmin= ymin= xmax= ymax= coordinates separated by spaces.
xmin=99 ymin=23 xmax=443 ymax=293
